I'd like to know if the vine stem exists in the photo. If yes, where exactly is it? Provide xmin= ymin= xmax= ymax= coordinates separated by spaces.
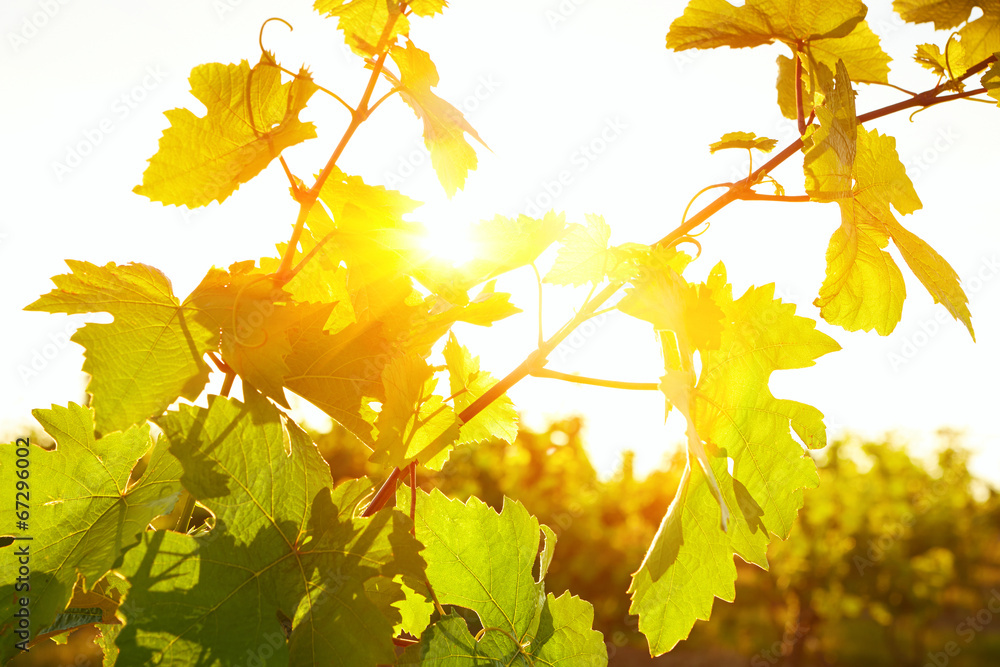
xmin=273 ymin=8 xmax=403 ymax=283
xmin=361 ymin=53 xmax=998 ymax=518
xmin=795 ymin=46 xmax=806 ymax=136
xmin=530 ymin=368 xmax=659 ymax=391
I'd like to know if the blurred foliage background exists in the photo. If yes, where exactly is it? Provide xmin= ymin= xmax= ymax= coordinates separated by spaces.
xmin=11 ymin=419 xmax=1000 ymax=666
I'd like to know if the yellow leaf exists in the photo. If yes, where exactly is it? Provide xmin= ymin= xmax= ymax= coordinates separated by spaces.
xmin=135 ymin=58 xmax=317 ymax=207
xmin=390 ymin=40 xmax=489 ymax=197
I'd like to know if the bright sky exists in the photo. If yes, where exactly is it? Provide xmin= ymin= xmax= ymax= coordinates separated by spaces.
xmin=2 ymin=1 xmax=998 ymax=483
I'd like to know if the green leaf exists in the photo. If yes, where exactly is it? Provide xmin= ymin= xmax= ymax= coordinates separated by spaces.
xmin=95 ymin=624 xmax=122 ymax=666
xmin=25 ymin=261 xmax=219 ymax=435
xmin=0 ymin=404 xmax=181 ymax=662
xmin=315 ymin=0 xmax=410 ymax=57
xmin=627 ymin=263 xmax=839 ymax=655
xmin=404 ymin=489 xmax=607 ymax=665
xmin=708 ymin=131 xmax=778 ymax=154
xmin=389 ymin=40 xmax=489 ymax=197
xmin=398 ymin=614 xmax=495 ymax=665
xmin=814 ymin=126 xmax=974 ymax=338
xmin=135 ymin=57 xmax=317 ymax=207
xmin=115 ymin=391 xmax=420 ymax=666
xmin=443 ymin=332 xmax=518 ymax=446
xmin=394 ymin=580 xmax=435 ymax=638
xmin=371 ymin=355 xmax=460 ymax=469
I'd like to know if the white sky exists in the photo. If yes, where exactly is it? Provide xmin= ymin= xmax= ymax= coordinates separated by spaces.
xmin=2 ymin=1 xmax=998 ymax=483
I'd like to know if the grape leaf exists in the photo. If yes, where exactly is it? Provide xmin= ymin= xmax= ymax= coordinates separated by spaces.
xmin=304 ymin=167 xmax=428 ymax=293
xmin=25 ymin=261 xmax=219 ymax=435
xmin=282 ymin=305 xmax=391 ymax=445
xmin=115 ymin=391 xmax=421 ymax=666
xmin=95 ymin=624 xmax=121 ymax=666
xmin=188 ymin=262 xmax=298 ymax=407
xmin=446 ymin=281 xmax=522 ymax=327
xmin=709 ymin=131 xmax=777 ymax=153
xmin=956 ymin=6 xmax=1000 ymax=66
xmin=371 ymin=355 xmax=460 ymax=469
xmin=443 ymin=332 xmax=518 ymax=446
xmin=135 ymin=56 xmax=317 ymax=207
xmin=0 ymin=404 xmax=181 ymax=663
xmin=914 ymin=42 xmax=969 ymax=79
xmin=401 ymin=489 xmax=607 ymax=665
xmin=389 ymin=40 xmax=489 ymax=197
xmin=315 ymin=0 xmax=410 ymax=57
xmin=895 ymin=1 xmax=1000 ymax=65
xmin=544 ymin=214 xmax=627 ymax=286
xmin=803 ymin=60 xmax=857 ymax=202
xmin=983 ymin=56 xmax=1000 ymax=104
xmin=468 ymin=211 xmax=567 ymax=280
xmin=627 ymin=263 xmax=839 ymax=655
xmin=667 ymin=0 xmax=868 ymax=50
xmin=814 ymin=126 xmax=974 ymax=337
xmin=262 ymin=245 xmax=355 ymax=334
xmin=774 ymin=20 xmax=890 ymax=119
xmin=894 ymin=0 xmax=981 ymax=30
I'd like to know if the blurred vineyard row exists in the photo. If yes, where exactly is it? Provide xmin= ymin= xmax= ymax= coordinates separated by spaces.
xmin=325 ymin=420 xmax=1000 ymax=666
xmin=11 ymin=421 xmax=999 ymax=667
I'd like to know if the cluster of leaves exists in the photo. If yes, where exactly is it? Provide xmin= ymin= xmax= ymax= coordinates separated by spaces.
xmin=402 ymin=425 xmax=1000 ymax=666
xmin=2 ymin=0 xmax=998 ymax=664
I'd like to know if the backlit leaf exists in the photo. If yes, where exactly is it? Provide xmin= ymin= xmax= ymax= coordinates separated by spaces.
xmin=895 ymin=1 xmax=1000 ymax=66
xmin=709 ymin=131 xmax=778 ymax=153
xmin=371 ymin=355 xmax=460 ymax=469
xmin=983 ymin=54 xmax=1000 ymax=104
xmin=135 ymin=57 xmax=317 ymax=207
xmin=468 ymin=211 xmax=567 ymax=280
xmin=401 ymin=489 xmax=607 ymax=665
xmin=315 ymin=0 xmax=409 ymax=57
xmin=25 ymin=261 xmax=218 ymax=435
xmin=628 ymin=263 xmax=839 ymax=655
xmin=544 ymin=214 xmax=621 ymax=286
xmin=115 ymin=391 xmax=420 ymax=666
xmin=814 ymin=126 xmax=973 ymax=337
xmin=390 ymin=40 xmax=489 ymax=197
xmin=0 ymin=404 xmax=181 ymax=662
xmin=443 ymin=332 xmax=518 ymax=446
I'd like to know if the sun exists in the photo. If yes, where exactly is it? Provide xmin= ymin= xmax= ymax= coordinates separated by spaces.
xmin=418 ymin=207 xmax=479 ymax=268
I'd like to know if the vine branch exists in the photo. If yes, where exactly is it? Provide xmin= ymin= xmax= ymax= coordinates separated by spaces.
xmin=362 ymin=55 xmax=998 ymax=519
